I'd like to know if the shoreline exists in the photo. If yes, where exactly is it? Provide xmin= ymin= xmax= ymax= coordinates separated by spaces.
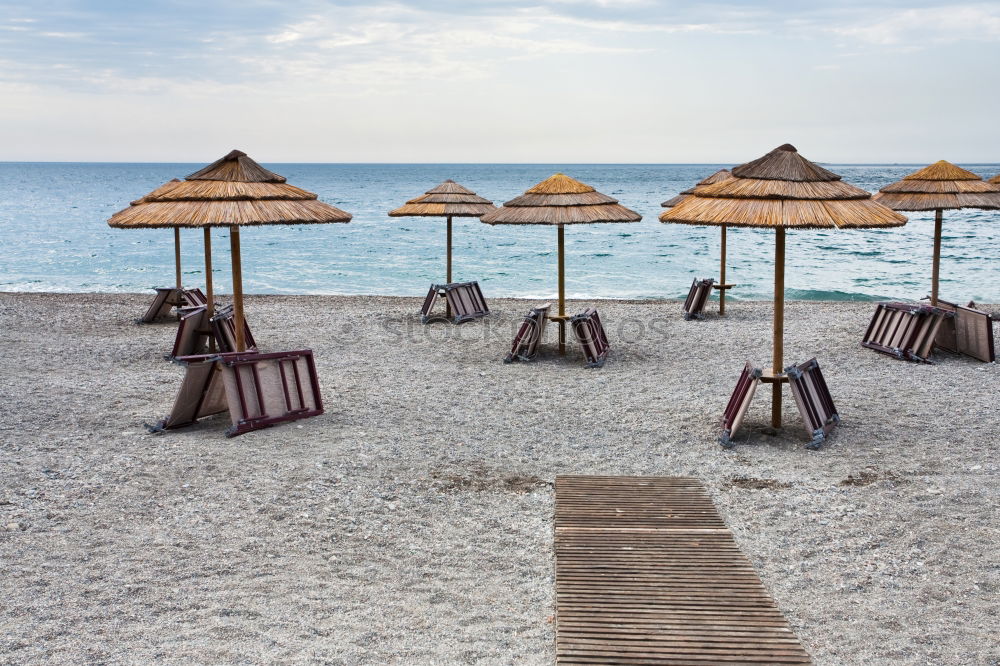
xmin=1 ymin=292 xmax=997 ymax=664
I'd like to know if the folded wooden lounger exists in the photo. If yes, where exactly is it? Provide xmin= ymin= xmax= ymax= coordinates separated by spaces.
xmin=505 ymin=303 xmax=550 ymax=363
xmin=210 ymin=304 xmax=259 ymax=354
xmin=148 ymin=349 xmax=323 ymax=437
xmin=786 ymin=357 xmax=840 ymax=449
xmin=683 ymin=277 xmax=715 ymax=320
xmin=181 ymin=287 xmax=207 ymax=308
xmin=168 ymin=305 xmax=212 ymax=359
xmin=862 ymin=301 xmax=952 ymax=363
xmin=721 ymin=358 xmax=838 ymax=449
xmin=420 ymin=281 xmax=490 ymax=324
xmin=138 ymin=287 xmax=185 ymax=324
xmin=933 ymin=299 xmax=995 ymax=363
xmin=720 ymin=361 xmax=762 ymax=448
xmin=570 ymin=307 xmax=610 ymax=368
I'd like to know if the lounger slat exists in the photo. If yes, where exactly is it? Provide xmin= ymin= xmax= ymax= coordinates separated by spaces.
xmin=683 ymin=279 xmax=715 ymax=320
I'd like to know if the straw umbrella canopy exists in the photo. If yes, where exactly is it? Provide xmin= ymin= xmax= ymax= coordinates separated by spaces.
xmin=481 ymin=173 xmax=641 ymax=353
xmin=388 ymin=180 xmax=496 ymax=285
xmin=873 ymin=161 xmax=1000 ymax=305
xmin=660 ymin=169 xmax=735 ymax=314
xmin=109 ymin=150 xmax=352 ymax=351
xmin=662 ymin=144 xmax=907 ymax=429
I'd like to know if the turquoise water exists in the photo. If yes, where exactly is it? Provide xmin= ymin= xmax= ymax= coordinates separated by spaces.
xmin=1 ymin=163 xmax=998 ymax=301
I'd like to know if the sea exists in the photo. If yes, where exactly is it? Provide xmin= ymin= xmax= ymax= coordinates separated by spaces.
xmin=1 ymin=163 xmax=998 ymax=302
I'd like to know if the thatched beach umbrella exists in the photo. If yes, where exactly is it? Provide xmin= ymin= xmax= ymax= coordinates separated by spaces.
xmin=388 ymin=180 xmax=496 ymax=285
xmin=660 ymin=169 xmax=735 ymax=314
xmin=873 ymin=161 xmax=1000 ymax=305
xmin=481 ymin=173 xmax=641 ymax=353
xmin=109 ymin=150 xmax=352 ymax=351
xmin=662 ymin=144 xmax=907 ymax=429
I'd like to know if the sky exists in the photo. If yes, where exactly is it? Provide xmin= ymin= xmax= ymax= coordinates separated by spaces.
xmin=1 ymin=0 xmax=999 ymax=163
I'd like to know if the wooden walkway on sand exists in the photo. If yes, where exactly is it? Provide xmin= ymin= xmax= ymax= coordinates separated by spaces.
xmin=554 ymin=476 xmax=812 ymax=665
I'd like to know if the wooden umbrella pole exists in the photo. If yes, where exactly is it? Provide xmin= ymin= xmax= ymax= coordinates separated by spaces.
xmin=445 ymin=216 xmax=453 ymax=319
xmin=771 ymin=228 xmax=785 ymax=429
xmin=558 ymin=224 xmax=566 ymax=355
xmin=446 ymin=216 xmax=453 ymax=284
xmin=204 ymin=228 xmax=214 ymax=316
xmin=230 ymin=226 xmax=246 ymax=352
xmin=174 ymin=228 xmax=182 ymax=289
xmin=719 ymin=225 xmax=727 ymax=315
xmin=931 ymin=208 xmax=943 ymax=306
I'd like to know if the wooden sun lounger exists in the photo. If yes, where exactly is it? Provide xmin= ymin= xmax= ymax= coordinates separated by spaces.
xmin=721 ymin=359 xmax=838 ymax=449
xmin=933 ymin=299 xmax=996 ymax=363
xmin=683 ymin=277 xmax=715 ymax=320
xmin=786 ymin=358 xmax=840 ymax=450
xmin=182 ymin=287 xmax=207 ymax=308
xmin=570 ymin=307 xmax=610 ymax=368
xmin=148 ymin=349 xmax=323 ymax=437
xmin=862 ymin=301 xmax=952 ymax=363
xmin=420 ymin=281 xmax=490 ymax=324
xmin=138 ymin=287 xmax=185 ymax=324
xmin=505 ymin=304 xmax=550 ymax=363
xmin=720 ymin=361 xmax=762 ymax=448
xmin=210 ymin=304 xmax=259 ymax=353
xmin=554 ymin=476 xmax=812 ymax=665
xmin=147 ymin=353 xmax=229 ymax=431
xmin=169 ymin=305 xmax=212 ymax=359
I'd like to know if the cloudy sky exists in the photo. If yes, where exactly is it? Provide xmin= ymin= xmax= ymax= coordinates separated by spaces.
xmin=1 ymin=1 xmax=998 ymax=162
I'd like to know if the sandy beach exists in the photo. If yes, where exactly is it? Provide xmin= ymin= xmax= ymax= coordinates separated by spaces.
xmin=1 ymin=292 xmax=998 ymax=665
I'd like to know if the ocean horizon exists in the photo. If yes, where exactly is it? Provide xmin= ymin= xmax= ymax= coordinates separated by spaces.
xmin=2 ymin=162 xmax=999 ymax=302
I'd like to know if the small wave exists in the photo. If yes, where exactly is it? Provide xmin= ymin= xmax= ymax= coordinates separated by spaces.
xmin=784 ymin=288 xmax=892 ymax=302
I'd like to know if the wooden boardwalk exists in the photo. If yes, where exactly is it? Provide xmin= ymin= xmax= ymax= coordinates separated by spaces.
xmin=554 ymin=476 xmax=812 ymax=665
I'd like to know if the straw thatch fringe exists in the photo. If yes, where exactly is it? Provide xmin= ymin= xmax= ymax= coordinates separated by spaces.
xmin=481 ymin=173 xmax=641 ymax=225
xmin=663 ymin=195 xmax=906 ymax=229
xmin=731 ymin=144 xmax=841 ymax=182
xmin=696 ymin=177 xmax=870 ymax=200
xmin=880 ymin=179 xmax=997 ymax=194
xmin=109 ymin=199 xmax=351 ymax=228
xmin=661 ymin=144 xmax=906 ymax=229
xmin=872 ymin=191 xmax=1000 ymax=211
xmin=186 ymin=149 xmax=285 ymax=183
xmin=388 ymin=180 xmax=496 ymax=218
xmin=989 ymin=173 xmax=1000 ymax=185
xmin=874 ymin=160 xmax=1000 ymax=211
xmin=504 ymin=191 xmax=618 ymax=207
xmin=661 ymin=169 xmax=731 ymax=207
xmin=138 ymin=180 xmax=317 ymax=202
xmin=482 ymin=203 xmax=640 ymax=225
xmin=388 ymin=203 xmax=498 ymax=217
xmin=109 ymin=150 xmax=352 ymax=229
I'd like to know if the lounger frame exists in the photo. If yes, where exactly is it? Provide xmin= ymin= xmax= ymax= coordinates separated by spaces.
xmin=420 ymin=281 xmax=490 ymax=324
xmin=138 ymin=287 xmax=184 ymax=324
xmin=862 ymin=301 xmax=952 ymax=363
xmin=210 ymin=304 xmax=259 ymax=353
xmin=505 ymin=304 xmax=550 ymax=363
xmin=570 ymin=307 xmax=610 ymax=368
xmin=217 ymin=350 xmax=323 ymax=437
xmin=934 ymin=299 xmax=995 ymax=363
xmin=148 ymin=349 xmax=323 ymax=437
xmin=683 ymin=278 xmax=715 ymax=320
xmin=786 ymin=357 xmax=840 ymax=450
xmin=168 ymin=305 xmax=212 ymax=359
xmin=720 ymin=361 xmax=761 ymax=448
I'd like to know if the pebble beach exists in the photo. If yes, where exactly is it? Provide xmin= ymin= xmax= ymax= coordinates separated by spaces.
xmin=1 ymin=292 xmax=998 ymax=665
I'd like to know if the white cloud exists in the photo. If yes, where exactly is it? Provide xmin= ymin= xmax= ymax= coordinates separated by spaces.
xmin=832 ymin=4 xmax=1000 ymax=45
